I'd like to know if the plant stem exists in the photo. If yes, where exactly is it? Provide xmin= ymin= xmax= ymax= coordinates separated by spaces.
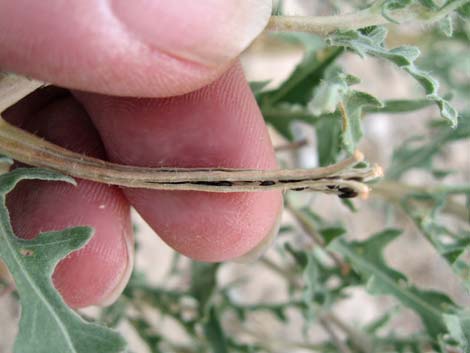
xmin=257 ymin=256 xmax=375 ymax=353
xmin=319 ymin=317 xmax=353 ymax=353
xmin=0 ymin=113 xmax=378 ymax=196
xmin=373 ymin=181 xmax=469 ymax=223
xmin=285 ymin=198 xmax=349 ymax=272
xmin=0 ymin=73 xmax=380 ymax=196
xmin=0 ymin=73 xmax=45 ymax=113
xmin=274 ymin=139 xmax=308 ymax=152
xmin=324 ymin=313 xmax=374 ymax=353
xmin=260 ymin=257 xmax=301 ymax=289
xmin=266 ymin=0 xmax=469 ymax=35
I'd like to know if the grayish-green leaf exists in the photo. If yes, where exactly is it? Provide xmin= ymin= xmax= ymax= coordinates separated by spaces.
xmin=319 ymin=227 xmax=347 ymax=245
xmin=401 ymin=190 xmax=470 ymax=290
xmin=308 ymin=68 xmax=351 ymax=116
xmin=316 ymin=114 xmax=343 ymax=165
xmin=204 ymin=307 xmax=229 ymax=353
xmin=389 ymin=114 xmax=470 ymax=179
xmin=331 ymin=229 xmax=458 ymax=339
xmin=365 ymin=98 xmax=434 ymax=113
xmin=258 ymin=39 xmax=343 ymax=141
xmin=341 ymin=90 xmax=384 ymax=153
xmin=257 ymin=35 xmax=339 ymax=106
xmin=381 ymin=0 xmax=414 ymax=23
xmin=458 ymin=2 xmax=470 ymax=18
xmin=0 ymin=154 xmax=13 ymax=165
xmin=129 ymin=318 xmax=163 ymax=353
xmin=249 ymin=80 xmax=271 ymax=96
xmin=326 ymin=27 xmax=459 ymax=126
xmin=0 ymin=168 xmax=127 ymax=353
xmin=438 ymin=15 xmax=454 ymax=36
xmin=190 ymin=262 xmax=219 ymax=317
xmin=307 ymin=66 xmax=383 ymax=156
xmin=262 ymin=103 xmax=322 ymax=141
xmin=443 ymin=312 xmax=470 ymax=352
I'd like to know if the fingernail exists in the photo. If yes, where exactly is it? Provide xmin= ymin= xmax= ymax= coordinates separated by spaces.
xmin=233 ymin=202 xmax=283 ymax=264
xmin=97 ymin=225 xmax=134 ymax=307
xmin=110 ymin=0 xmax=272 ymax=67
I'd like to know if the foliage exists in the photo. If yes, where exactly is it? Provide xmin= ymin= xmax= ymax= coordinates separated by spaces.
xmin=0 ymin=169 xmax=126 ymax=353
xmin=1 ymin=1 xmax=469 ymax=353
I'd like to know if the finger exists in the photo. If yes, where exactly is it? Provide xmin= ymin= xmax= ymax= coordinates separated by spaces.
xmin=0 ymin=0 xmax=272 ymax=97
xmin=4 ymin=96 xmax=134 ymax=308
xmin=75 ymin=63 xmax=283 ymax=262
xmin=0 ymin=86 xmax=69 ymax=127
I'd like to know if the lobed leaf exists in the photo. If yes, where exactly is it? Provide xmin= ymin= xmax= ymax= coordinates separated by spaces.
xmin=0 ymin=168 xmax=126 ymax=353
xmin=257 ymin=34 xmax=340 ymax=106
xmin=401 ymin=190 xmax=470 ymax=290
xmin=326 ymin=26 xmax=459 ymax=126
xmin=389 ymin=113 xmax=470 ymax=179
xmin=331 ymin=229 xmax=459 ymax=340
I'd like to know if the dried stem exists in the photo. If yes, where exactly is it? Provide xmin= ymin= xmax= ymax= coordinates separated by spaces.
xmin=266 ymin=0 xmax=469 ymax=35
xmin=274 ymin=139 xmax=308 ymax=152
xmin=0 ymin=73 xmax=380 ymax=197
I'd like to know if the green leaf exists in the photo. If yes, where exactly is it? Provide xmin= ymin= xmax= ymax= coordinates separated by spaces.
xmin=262 ymin=104 xmax=321 ymax=141
xmin=258 ymin=36 xmax=340 ymax=106
xmin=443 ymin=312 xmax=470 ymax=352
xmin=100 ymin=298 xmax=128 ymax=328
xmin=381 ymin=0 xmax=413 ymax=23
xmin=319 ymin=227 xmax=347 ymax=245
xmin=308 ymin=68 xmax=351 ymax=116
xmin=363 ymin=307 xmax=398 ymax=334
xmin=388 ymin=114 xmax=470 ymax=179
xmin=401 ymin=191 xmax=470 ymax=290
xmin=365 ymin=98 xmax=433 ymax=114
xmin=203 ymin=307 xmax=229 ymax=353
xmin=438 ymin=15 xmax=454 ymax=36
xmin=326 ymin=27 xmax=459 ymax=126
xmin=316 ymin=114 xmax=343 ymax=165
xmin=249 ymin=80 xmax=271 ymax=96
xmin=331 ymin=229 xmax=458 ymax=340
xmin=285 ymin=244 xmax=332 ymax=310
xmin=258 ymin=42 xmax=343 ymax=140
xmin=340 ymin=90 xmax=384 ymax=153
xmin=309 ymin=67 xmax=382 ymax=156
xmin=457 ymin=2 xmax=470 ymax=19
xmin=0 ymin=154 xmax=13 ymax=165
xmin=0 ymin=168 xmax=126 ymax=353
xmin=190 ymin=262 xmax=219 ymax=317
xmin=129 ymin=318 xmax=163 ymax=353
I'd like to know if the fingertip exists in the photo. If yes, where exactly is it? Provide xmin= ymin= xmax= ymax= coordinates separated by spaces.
xmin=0 ymin=0 xmax=272 ymax=97
xmin=76 ymin=63 xmax=283 ymax=262
xmin=5 ymin=97 xmax=134 ymax=308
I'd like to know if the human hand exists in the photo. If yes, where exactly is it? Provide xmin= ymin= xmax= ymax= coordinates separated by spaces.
xmin=0 ymin=0 xmax=282 ymax=308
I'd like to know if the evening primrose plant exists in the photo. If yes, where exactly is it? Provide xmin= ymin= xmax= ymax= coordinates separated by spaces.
xmin=0 ymin=1 xmax=469 ymax=352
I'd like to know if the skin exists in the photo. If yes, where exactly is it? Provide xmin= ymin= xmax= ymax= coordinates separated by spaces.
xmin=0 ymin=0 xmax=282 ymax=308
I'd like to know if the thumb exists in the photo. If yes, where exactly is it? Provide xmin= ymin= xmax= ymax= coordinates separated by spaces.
xmin=0 ymin=0 xmax=272 ymax=97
